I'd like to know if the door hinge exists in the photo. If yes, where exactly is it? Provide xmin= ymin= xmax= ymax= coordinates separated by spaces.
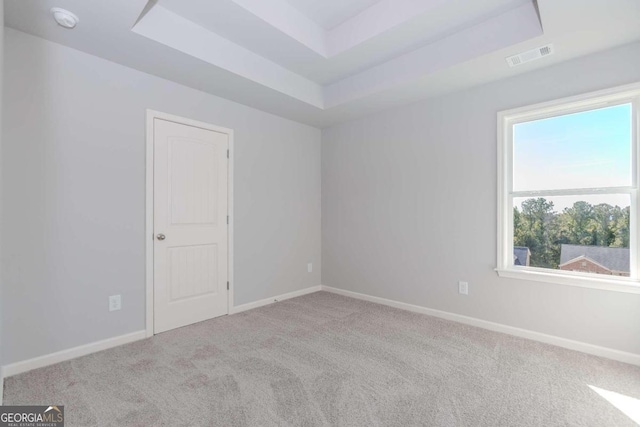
xmin=227 ymin=281 xmax=229 ymax=290
xmin=227 ymin=215 xmax=229 ymax=225
xmin=227 ymin=149 xmax=229 ymax=159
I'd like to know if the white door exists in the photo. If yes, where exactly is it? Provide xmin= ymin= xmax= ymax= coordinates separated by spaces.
xmin=153 ymin=118 xmax=229 ymax=334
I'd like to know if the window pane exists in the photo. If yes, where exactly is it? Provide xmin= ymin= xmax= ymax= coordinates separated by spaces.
xmin=512 ymin=195 xmax=631 ymax=277
xmin=513 ymin=104 xmax=632 ymax=192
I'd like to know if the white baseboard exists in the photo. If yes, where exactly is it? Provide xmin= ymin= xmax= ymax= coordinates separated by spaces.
xmin=321 ymin=285 xmax=640 ymax=366
xmin=5 ymin=283 xmax=635 ymax=382
xmin=2 ymin=330 xmax=147 ymax=378
xmin=2 ymin=286 xmax=323 ymax=379
xmin=230 ymin=285 xmax=322 ymax=314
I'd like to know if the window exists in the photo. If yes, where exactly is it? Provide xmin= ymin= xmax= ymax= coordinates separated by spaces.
xmin=497 ymin=83 xmax=640 ymax=293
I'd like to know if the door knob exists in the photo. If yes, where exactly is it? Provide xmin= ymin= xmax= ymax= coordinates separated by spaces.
xmin=156 ymin=234 xmax=166 ymax=241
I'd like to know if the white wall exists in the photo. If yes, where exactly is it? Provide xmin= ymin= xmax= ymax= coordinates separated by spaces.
xmin=322 ymin=41 xmax=640 ymax=355
xmin=1 ymin=29 xmax=321 ymax=365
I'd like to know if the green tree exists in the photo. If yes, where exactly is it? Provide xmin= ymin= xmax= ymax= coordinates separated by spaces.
xmin=513 ymin=207 xmax=525 ymax=246
xmin=591 ymin=203 xmax=617 ymax=247
xmin=612 ymin=206 xmax=630 ymax=248
xmin=519 ymin=198 xmax=558 ymax=268
xmin=560 ymin=201 xmax=595 ymax=246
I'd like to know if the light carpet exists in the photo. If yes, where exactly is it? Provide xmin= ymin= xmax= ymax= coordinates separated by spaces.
xmin=4 ymin=291 xmax=640 ymax=426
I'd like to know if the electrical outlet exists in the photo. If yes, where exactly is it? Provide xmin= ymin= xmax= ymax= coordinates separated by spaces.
xmin=307 ymin=263 xmax=313 ymax=273
xmin=109 ymin=295 xmax=122 ymax=311
xmin=458 ymin=281 xmax=469 ymax=295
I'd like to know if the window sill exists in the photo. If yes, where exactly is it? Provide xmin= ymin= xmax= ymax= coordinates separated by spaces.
xmin=495 ymin=268 xmax=640 ymax=294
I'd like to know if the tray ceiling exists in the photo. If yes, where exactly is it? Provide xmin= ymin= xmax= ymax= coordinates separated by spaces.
xmin=5 ymin=0 xmax=640 ymax=127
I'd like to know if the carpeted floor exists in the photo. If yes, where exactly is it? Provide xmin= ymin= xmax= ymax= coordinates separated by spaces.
xmin=4 ymin=291 xmax=640 ymax=426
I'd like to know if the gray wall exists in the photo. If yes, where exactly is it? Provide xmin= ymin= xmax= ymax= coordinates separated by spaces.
xmin=322 ymin=41 xmax=640 ymax=355
xmin=0 ymin=1 xmax=4 ymax=378
xmin=1 ymin=29 xmax=321 ymax=365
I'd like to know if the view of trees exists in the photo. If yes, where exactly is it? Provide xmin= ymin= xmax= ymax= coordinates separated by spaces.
xmin=513 ymin=198 xmax=630 ymax=269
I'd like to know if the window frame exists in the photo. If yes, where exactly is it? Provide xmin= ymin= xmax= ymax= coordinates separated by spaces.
xmin=497 ymin=82 xmax=640 ymax=294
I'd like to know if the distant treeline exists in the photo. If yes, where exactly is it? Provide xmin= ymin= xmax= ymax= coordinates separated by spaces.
xmin=514 ymin=199 xmax=630 ymax=268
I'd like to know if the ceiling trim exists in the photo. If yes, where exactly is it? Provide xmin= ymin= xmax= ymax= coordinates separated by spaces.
xmin=325 ymin=2 xmax=542 ymax=108
xmin=231 ymin=0 xmax=327 ymax=56
xmin=133 ymin=1 xmax=542 ymax=110
xmin=132 ymin=5 xmax=325 ymax=108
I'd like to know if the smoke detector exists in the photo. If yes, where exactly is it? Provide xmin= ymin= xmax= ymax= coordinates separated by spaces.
xmin=506 ymin=44 xmax=554 ymax=67
xmin=51 ymin=8 xmax=79 ymax=29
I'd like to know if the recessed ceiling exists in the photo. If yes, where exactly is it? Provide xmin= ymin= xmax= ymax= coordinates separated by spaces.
xmin=284 ymin=0 xmax=381 ymax=30
xmin=4 ymin=0 xmax=640 ymax=127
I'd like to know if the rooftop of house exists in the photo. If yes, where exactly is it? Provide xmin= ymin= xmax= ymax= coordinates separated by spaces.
xmin=559 ymin=244 xmax=630 ymax=272
xmin=513 ymin=246 xmax=530 ymax=266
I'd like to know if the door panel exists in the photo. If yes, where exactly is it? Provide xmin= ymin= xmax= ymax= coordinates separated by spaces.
xmin=169 ymin=137 xmax=218 ymax=226
xmin=154 ymin=118 xmax=228 ymax=334
xmin=168 ymin=244 xmax=218 ymax=302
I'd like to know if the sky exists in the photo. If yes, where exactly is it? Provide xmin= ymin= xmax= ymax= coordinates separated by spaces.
xmin=513 ymin=103 xmax=632 ymax=212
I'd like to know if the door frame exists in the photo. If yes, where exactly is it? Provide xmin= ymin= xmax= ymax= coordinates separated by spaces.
xmin=145 ymin=109 xmax=234 ymax=337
